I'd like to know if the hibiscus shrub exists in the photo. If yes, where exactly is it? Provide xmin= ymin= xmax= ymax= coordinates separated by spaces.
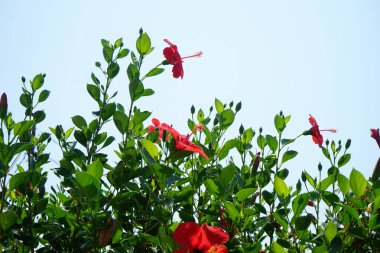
xmin=0 ymin=29 xmax=380 ymax=253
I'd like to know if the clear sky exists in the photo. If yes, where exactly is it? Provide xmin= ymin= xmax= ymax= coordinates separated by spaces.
xmin=0 ymin=1 xmax=379 ymax=188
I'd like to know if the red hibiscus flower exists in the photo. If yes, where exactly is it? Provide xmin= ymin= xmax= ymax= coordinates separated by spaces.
xmin=173 ymin=222 xmax=229 ymax=253
xmin=163 ymin=39 xmax=203 ymax=79
xmin=370 ymin=128 xmax=380 ymax=148
xmin=303 ymin=115 xmax=336 ymax=147
xmin=148 ymin=118 xmax=209 ymax=159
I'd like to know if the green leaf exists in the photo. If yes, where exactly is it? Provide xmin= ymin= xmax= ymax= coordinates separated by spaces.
xmin=145 ymin=67 xmax=164 ymax=77
xmin=0 ymin=210 xmax=17 ymax=231
xmin=117 ymin=48 xmax=130 ymax=59
xmin=107 ymin=62 xmax=120 ymax=79
xmin=113 ymin=111 xmax=129 ymax=134
xmin=91 ymin=72 xmax=100 ymax=85
xmin=338 ymin=154 xmax=351 ymax=168
xmin=102 ymin=136 xmax=115 ymax=148
xmin=72 ymin=115 xmax=87 ymax=129
xmin=292 ymin=193 xmax=309 ymax=218
xmin=274 ymin=114 xmax=285 ymax=134
xmin=266 ymin=135 xmax=278 ymax=153
xmin=33 ymin=198 xmax=48 ymax=215
xmin=9 ymin=172 xmax=28 ymax=190
xmin=87 ymin=159 xmax=103 ymax=180
xmin=38 ymin=89 xmax=50 ymax=103
xmin=215 ymin=98 xmax=224 ymax=113
xmin=235 ymin=188 xmax=256 ymax=201
xmin=133 ymin=110 xmax=151 ymax=125
xmin=274 ymin=212 xmax=288 ymax=231
xmin=103 ymin=45 xmax=113 ymax=63
xmin=94 ymin=132 xmax=107 ymax=145
xmin=219 ymin=109 xmax=235 ymax=130
xmin=325 ymin=221 xmax=337 ymax=244
xmin=281 ymin=150 xmax=297 ymax=164
xmin=337 ymin=174 xmax=350 ymax=194
xmin=129 ymin=79 xmax=144 ymax=102
xmin=262 ymin=190 xmax=274 ymax=205
xmin=87 ymin=84 xmax=100 ymax=102
xmin=143 ymin=88 xmax=155 ymax=97
xmin=31 ymin=73 xmax=44 ymax=91
xmin=19 ymin=93 xmax=32 ymax=108
xmin=350 ymin=168 xmax=367 ymax=196
xmin=257 ymin=135 xmax=267 ymax=149
xmin=312 ymin=246 xmax=329 ymax=253
xmin=322 ymin=147 xmax=331 ymax=160
xmin=221 ymin=165 xmax=236 ymax=186
xmin=136 ymin=32 xmax=151 ymax=55
xmin=13 ymin=120 xmax=34 ymax=137
xmin=271 ymin=241 xmax=287 ymax=253
xmin=75 ymin=171 xmax=100 ymax=198
xmin=303 ymin=170 xmax=316 ymax=188
xmin=204 ymin=179 xmax=220 ymax=196
xmin=242 ymin=128 xmax=254 ymax=145
xmin=295 ymin=215 xmax=312 ymax=231
xmin=127 ymin=63 xmax=140 ymax=81
xmin=101 ymin=102 xmax=116 ymax=120
xmin=319 ymin=174 xmax=335 ymax=191
xmin=274 ymin=175 xmax=290 ymax=198
xmin=219 ymin=139 xmax=240 ymax=160
xmin=141 ymin=139 xmax=159 ymax=160
xmin=224 ymin=201 xmax=240 ymax=222
xmin=33 ymin=110 xmax=46 ymax=124
xmin=336 ymin=203 xmax=361 ymax=225
xmin=74 ymin=130 xmax=87 ymax=147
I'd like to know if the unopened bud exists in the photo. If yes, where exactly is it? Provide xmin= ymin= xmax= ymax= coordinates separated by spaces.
xmin=0 ymin=92 xmax=8 ymax=120
xmin=318 ymin=162 xmax=322 ymax=171
xmin=190 ymin=105 xmax=195 ymax=114
xmin=301 ymin=172 xmax=306 ymax=182
xmin=239 ymin=124 xmax=244 ymax=135
xmin=235 ymin=101 xmax=242 ymax=112
xmin=252 ymin=152 xmax=260 ymax=175
xmin=345 ymin=139 xmax=351 ymax=149
xmin=325 ymin=139 xmax=330 ymax=146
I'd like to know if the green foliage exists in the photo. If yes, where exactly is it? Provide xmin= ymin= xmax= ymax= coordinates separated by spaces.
xmin=1 ymin=30 xmax=379 ymax=253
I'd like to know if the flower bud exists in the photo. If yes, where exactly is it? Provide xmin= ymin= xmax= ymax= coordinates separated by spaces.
xmin=191 ymin=105 xmax=195 ymax=115
xmin=345 ymin=139 xmax=351 ymax=149
xmin=318 ymin=162 xmax=322 ymax=171
xmin=0 ymin=92 xmax=8 ymax=120
xmin=239 ymin=124 xmax=244 ymax=135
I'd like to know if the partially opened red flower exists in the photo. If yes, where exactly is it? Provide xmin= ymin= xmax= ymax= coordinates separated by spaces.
xmin=163 ymin=39 xmax=203 ymax=79
xmin=148 ymin=118 xmax=209 ymax=159
xmin=173 ymin=222 xmax=229 ymax=253
xmin=370 ymin=128 xmax=380 ymax=148
xmin=303 ymin=115 xmax=336 ymax=147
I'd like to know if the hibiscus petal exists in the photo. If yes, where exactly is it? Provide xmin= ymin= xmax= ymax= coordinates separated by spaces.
xmin=308 ymin=114 xmax=317 ymax=126
xmin=152 ymin=118 xmax=161 ymax=127
xmin=198 ymin=223 xmax=229 ymax=250
xmin=172 ymin=63 xmax=184 ymax=79
xmin=173 ymin=222 xmax=202 ymax=250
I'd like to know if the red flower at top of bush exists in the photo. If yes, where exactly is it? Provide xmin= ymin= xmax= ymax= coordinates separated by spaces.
xmin=148 ymin=118 xmax=209 ymax=159
xmin=163 ymin=39 xmax=203 ymax=79
xmin=304 ymin=114 xmax=336 ymax=147
xmin=370 ymin=128 xmax=380 ymax=148
xmin=173 ymin=222 xmax=229 ymax=253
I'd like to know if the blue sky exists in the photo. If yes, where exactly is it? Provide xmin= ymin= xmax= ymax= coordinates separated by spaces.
xmin=1 ymin=1 xmax=379 ymax=187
